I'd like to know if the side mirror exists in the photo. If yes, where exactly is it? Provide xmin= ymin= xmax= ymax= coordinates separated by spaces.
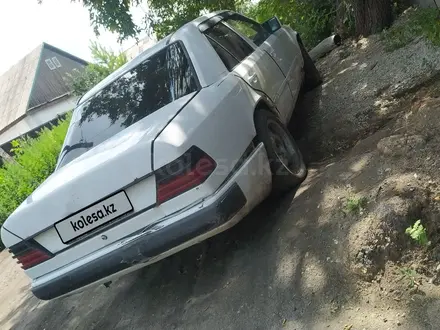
xmin=262 ymin=16 xmax=282 ymax=34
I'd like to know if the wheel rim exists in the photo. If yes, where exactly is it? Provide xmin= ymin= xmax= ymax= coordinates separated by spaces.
xmin=267 ymin=119 xmax=302 ymax=175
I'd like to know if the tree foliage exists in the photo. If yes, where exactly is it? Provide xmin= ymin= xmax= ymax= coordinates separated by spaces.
xmin=81 ymin=0 xmax=143 ymax=40
xmin=148 ymin=0 xmax=241 ymax=39
xmin=246 ymin=0 xmax=337 ymax=48
xmin=38 ymin=0 xmax=143 ymax=41
xmin=67 ymin=0 xmax=242 ymax=40
xmin=65 ymin=0 xmax=336 ymax=47
xmin=0 ymin=115 xmax=71 ymax=234
xmin=66 ymin=42 xmax=127 ymax=97
xmin=40 ymin=0 xmax=398 ymax=48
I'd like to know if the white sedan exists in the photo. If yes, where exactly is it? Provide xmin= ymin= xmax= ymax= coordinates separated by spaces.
xmin=1 ymin=10 xmax=321 ymax=300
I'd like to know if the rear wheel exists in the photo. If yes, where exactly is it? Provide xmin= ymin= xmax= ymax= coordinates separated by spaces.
xmin=299 ymin=39 xmax=322 ymax=91
xmin=254 ymin=109 xmax=307 ymax=195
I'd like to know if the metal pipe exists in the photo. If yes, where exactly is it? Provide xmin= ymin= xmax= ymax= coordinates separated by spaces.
xmin=309 ymin=35 xmax=342 ymax=62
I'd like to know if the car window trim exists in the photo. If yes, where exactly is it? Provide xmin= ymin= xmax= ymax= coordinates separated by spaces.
xmin=173 ymin=40 xmax=202 ymax=92
xmin=221 ymin=21 xmax=259 ymax=50
xmin=199 ymin=13 xmax=260 ymax=50
xmin=205 ymin=34 xmax=241 ymax=71
xmin=199 ymin=12 xmax=269 ymax=50
xmin=198 ymin=11 xmax=234 ymax=33
xmin=228 ymin=13 xmax=265 ymax=31
xmin=203 ymin=21 xmax=256 ymax=60
xmin=227 ymin=14 xmax=271 ymax=47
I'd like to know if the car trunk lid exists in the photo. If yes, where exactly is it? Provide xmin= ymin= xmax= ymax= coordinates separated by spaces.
xmin=3 ymin=93 xmax=196 ymax=240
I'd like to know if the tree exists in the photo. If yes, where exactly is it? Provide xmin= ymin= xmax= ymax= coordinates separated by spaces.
xmin=66 ymin=42 xmax=127 ymax=97
xmin=351 ymin=0 xmax=393 ymax=36
xmin=38 ymin=0 xmax=143 ymax=41
xmin=39 ymin=0 xmax=242 ymax=41
xmin=148 ymin=0 xmax=240 ymax=38
xmin=41 ymin=0 xmax=394 ymax=44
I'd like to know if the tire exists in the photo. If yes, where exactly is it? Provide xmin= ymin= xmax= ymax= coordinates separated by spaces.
xmin=254 ymin=109 xmax=307 ymax=195
xmin=299 ymin=40 xmax=322 ymax=91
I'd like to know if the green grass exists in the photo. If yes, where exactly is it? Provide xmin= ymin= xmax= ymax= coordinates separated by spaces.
xmin=382 ymin=7 xmax=440 ymax=51
xmin=344 ymin=196 xmax=368 ymax=214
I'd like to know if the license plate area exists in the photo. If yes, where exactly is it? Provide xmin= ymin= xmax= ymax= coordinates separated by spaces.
xmin=55 ymin=191 xmax=133 ymax=244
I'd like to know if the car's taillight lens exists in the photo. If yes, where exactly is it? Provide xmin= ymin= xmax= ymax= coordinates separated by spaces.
xmin=10 ymin=241 xmax=52 ymax=270
xmin=156 ymin=146 xmax=216 ymax=204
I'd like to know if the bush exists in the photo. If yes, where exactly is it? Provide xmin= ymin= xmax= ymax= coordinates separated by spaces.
xmin=0 ymin=114 xmax=71 ymax=233
xmin=66 ymin=42 xmax=127 ymax=97
xmin=381 ymin=7 xmax=440 ymax=51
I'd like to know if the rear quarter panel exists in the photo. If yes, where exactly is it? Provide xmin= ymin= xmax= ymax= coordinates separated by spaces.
xmin=1 ymin=228 xmax=21 ymax=247
xmin=153 ymin=74 xmax=259 ymax=216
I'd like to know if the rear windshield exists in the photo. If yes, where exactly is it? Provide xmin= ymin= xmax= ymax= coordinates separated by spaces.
xmin=57 ymin=42 xmax=199 ymax=168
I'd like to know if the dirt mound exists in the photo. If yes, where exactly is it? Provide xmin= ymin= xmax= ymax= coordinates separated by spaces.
xmin=377 ymin=134 xmax=425 ymax=156
xmin=349 ymin=175 xmax=430 ymax=280
xmin=291 ymin=21 xmax=440 ymax=325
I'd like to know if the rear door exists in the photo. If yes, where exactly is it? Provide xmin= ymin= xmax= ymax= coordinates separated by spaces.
xmin=223 ymin=14 xmax=302 ymax=122
xmin=204 ymin=21 xmax=294 ymax=124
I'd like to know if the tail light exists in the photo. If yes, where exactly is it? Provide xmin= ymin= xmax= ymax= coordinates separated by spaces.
xmin=156 ymin=146 xmax=216 ymax=204
xmin=9 ymin=241 xmax=52 ymax=270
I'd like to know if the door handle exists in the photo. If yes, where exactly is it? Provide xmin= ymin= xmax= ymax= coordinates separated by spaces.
xmin=248 ymin=73 xmax=258 ymax=84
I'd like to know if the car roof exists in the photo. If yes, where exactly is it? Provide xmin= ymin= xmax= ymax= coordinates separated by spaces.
xmin=78 ymin=10 xmax=233 ymax=106
xmin=189 ymin=10 xmax=231 ymax=26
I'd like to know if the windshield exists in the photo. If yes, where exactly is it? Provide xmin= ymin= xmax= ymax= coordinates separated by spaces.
xmin=57 ymin=42 xmax=199 ymax=168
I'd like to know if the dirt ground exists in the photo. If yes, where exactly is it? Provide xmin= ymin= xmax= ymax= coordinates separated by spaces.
xmin=1 ymin=29 xmax=440 ymax=330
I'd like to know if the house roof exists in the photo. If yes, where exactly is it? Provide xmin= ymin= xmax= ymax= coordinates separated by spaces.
xmin=0 ymin=43 xmax=87 ymax=134
xmin=0 ymin=44 xmax=42 ymax=133
xmin=124 ymin=36 xmax=157 ymax=61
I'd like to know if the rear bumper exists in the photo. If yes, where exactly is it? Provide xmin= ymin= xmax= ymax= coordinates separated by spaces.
xmin=32 ymin=183 xmax=246 ymax=300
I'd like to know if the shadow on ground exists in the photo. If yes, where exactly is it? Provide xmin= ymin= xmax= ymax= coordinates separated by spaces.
xmin=1 ymin=160 xmax=363 ymax=330
xmin=3 ymin=90 xmax=440 ymax=330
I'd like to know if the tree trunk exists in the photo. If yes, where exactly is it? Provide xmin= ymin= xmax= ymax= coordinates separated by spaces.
xmin=335 ymin=0 xmax=349 ymax=37
xmin=353 ymin=0 xmax=393 ymax=36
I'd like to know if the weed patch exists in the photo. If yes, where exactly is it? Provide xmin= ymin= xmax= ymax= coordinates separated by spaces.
xmin=344 ymin=196 xmax=368 ymax=215
xmin=382 ymin=8 xmax=440 ymax=51
xmin=398 ymin=267 xmax=420 ymax=288
xmin=405 ymin=220 xmax=429 ymax=246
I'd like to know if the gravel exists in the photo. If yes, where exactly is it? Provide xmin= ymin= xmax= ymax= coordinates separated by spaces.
xmin=298 ymin=33 xmax=440 ymax=160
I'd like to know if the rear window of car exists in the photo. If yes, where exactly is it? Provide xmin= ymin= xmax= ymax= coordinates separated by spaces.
xmin=57 ymin=42 xmax=199 ymax=168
